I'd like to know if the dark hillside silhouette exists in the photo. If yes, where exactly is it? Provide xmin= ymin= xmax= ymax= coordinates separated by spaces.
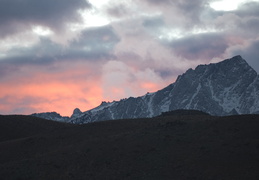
xmin=1 ymin=113 xmax=259 ymax=179
xmin=158 ymin=109 xmax=210 ymax=117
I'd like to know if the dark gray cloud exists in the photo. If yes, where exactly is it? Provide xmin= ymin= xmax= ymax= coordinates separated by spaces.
xmin=71 ymin=25 xmax=120 ymax=57
xmin=142 ymin=16 xmax=165 ymax=28
xmin=174 ymin=0 xmax=209 ymax=20
xmin=145 ymin=0 xmax=171 ymax=4
xmin=233 ymin=2 xmax=259 ymax=36
xmin=236 ymin=1 xmax=259 ymax=17
xmin=106 ymin=3 xmax=130 ymax=18
xmin=0 ymin=25 xmax=119 ymax=65
xmin=145 ymin=0 xmax=208 ymax=9
xmin=0 ymin=0 xmax=91 ymax=37
xmin=141 ymin=0 xmax=210 ymax=24
xmin=166 ymin=33 xmax=228 ymax=61
xmin=142 ymin=15 xmax=166 ymax=36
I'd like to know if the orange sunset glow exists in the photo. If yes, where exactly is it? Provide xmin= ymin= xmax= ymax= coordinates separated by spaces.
xmin=0 ymin=73 xmax=104 ymax=116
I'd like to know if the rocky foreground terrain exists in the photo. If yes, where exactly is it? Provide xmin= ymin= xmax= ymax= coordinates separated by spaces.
xmin=1 ymin=112 xmax=259 ymax=179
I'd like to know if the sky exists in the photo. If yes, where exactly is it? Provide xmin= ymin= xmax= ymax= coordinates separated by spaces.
xmin=0 ymin=0 xmax=259 ymax=116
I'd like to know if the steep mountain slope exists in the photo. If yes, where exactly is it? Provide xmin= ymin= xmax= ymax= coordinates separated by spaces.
xmin=33 ymin=55 xmax=259 ymax=123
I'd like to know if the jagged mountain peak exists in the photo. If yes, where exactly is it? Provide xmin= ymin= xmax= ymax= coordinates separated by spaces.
xmin=209 ymin=55 xmax=253 ymax=73
xmin=177 ymin=55 xmax=257 ymax=90
xmin=184 ymin=55 xmax=253 ymax=76
xmin=220 ymin=55 xmax=247 ymax=65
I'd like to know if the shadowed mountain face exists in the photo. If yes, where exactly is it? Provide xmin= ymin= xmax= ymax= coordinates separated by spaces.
xmin=1 ymin=114 xmax=259 ymax=180
xmin=33 ymin=55 xmax=259 ymax=123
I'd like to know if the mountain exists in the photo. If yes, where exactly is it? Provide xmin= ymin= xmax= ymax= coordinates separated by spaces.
xmin=32 ymin=55 xmax=259 ymax=123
